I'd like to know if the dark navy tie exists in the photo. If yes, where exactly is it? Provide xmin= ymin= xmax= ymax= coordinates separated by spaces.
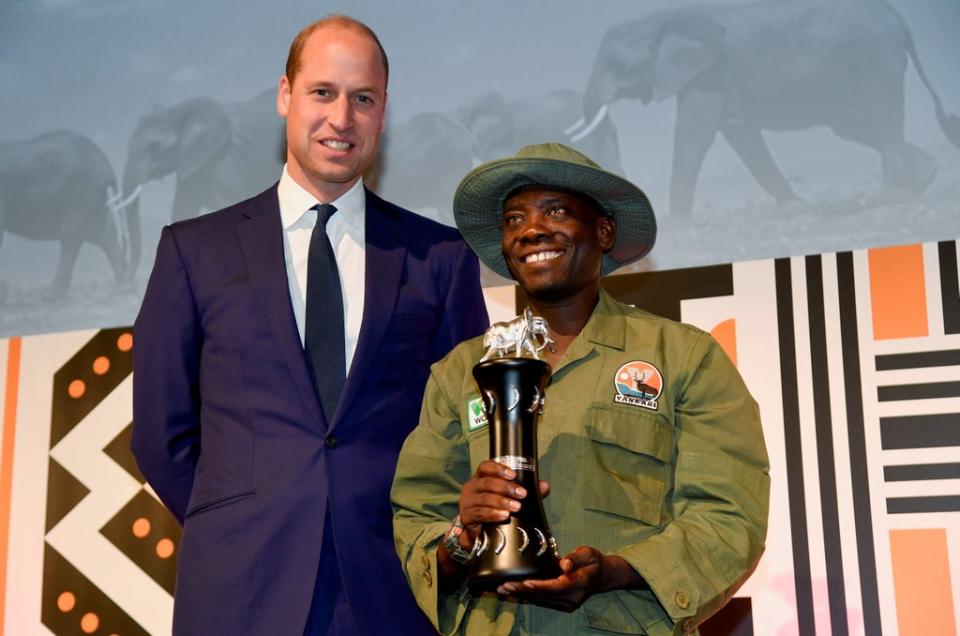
xmin=305 ymin=203 xmax=345 ymax=424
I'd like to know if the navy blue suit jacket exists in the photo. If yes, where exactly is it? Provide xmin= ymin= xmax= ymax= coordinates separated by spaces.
xmin=132 ymin=185 xmax=488 ymax=634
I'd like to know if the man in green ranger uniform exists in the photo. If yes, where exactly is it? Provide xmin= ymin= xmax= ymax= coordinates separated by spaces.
xmin=391 ymin=143 xmax=769 ymax=635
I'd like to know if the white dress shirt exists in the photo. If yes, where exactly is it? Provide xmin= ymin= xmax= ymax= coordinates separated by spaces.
xmin=277 ymin=166 xmax=366 ymax=375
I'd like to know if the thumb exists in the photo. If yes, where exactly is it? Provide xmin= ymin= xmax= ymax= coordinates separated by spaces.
xmin=538 ymin=480 xmax=550 ymax=498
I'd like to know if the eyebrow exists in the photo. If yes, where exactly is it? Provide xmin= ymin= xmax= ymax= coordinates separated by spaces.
xmin=303 ymin=80 xmax=382 ymax=95
xmin=503 ymin=196 xmax=568 ymax=210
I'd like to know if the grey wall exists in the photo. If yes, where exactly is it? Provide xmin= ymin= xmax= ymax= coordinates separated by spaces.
xmin=1 ymin=0 xmax=958 ymax=336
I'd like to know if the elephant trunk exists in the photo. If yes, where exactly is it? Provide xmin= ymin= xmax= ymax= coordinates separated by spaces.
xmin=123 ymin=196 xmax=142 ymax=281
xmin=117 ymin=166 xmax=144 ymax=280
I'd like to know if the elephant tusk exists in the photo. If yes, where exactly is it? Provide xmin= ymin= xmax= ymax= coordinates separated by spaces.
xmin=109 ymin=184 xmax=143 ymax=213
xmin=106 ymin=185 xmax=122 ymax=207
xmin=569 ymin=105 xmax=609 ymax=142
xmin=563 ymin=116 xmax=586 ymax=135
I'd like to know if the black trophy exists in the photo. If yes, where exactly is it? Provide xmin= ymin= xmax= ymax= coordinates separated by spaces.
xmin=469 ymin=309 xmax=561 ymax=593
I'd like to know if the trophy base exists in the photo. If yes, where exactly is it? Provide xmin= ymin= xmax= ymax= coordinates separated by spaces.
xmin=468 ymin=557 xmax=562 ymax=594
xmin=467 ymin=517 xmax=561 ymax=594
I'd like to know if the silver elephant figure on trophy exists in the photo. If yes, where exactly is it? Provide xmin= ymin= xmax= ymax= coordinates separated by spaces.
xmin=480 ymin=308 xmax=554 ymax=362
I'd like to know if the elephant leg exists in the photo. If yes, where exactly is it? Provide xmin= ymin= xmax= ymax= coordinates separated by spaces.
xmin=94 ymin=221 xmax=126 ymax=285
xmin=721 ymin=123 xmax=800 ymax=205
xmin=670 ymin=90 xmax=724 ymax=217
xmin=830 ymin=113 xmax=936 ymax=194
xmin=47 ymin=236 xmax=83 ymax=299
xmin=879 ymin=141 xmax=937 ymax=193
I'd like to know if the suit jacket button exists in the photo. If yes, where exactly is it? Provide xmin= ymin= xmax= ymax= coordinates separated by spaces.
xmin=325 ymin=435 xmax=340 ymax=448
xmin=675 ymin=591 xmax=690 ymax=609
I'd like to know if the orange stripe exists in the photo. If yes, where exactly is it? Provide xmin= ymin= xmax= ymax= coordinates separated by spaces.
xmin=0 ymin=337 xmax=22 ymax=635
xmin=890 ymin=528 xmax=957 ymax=635
xmin=710 ymin=318 xmax=738 ymax=368
xmin=868 ymin=244 xmax=928 ymax=340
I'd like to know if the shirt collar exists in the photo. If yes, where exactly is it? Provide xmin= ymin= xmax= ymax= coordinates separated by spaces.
xmin=581 ymin=287 xmax=627 ymax=351
xmin=277 ymin=164 xmax=366 ymax=231
xmin=551 ymin=288 xmax=627 ymax=375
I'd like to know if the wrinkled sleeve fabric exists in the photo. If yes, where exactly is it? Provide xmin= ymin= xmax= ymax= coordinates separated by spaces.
xmin=617 ymin=332 xmax=770 ymax=633
xmin=392 ymin=361 xmax=476 ymax=635
xmin=131 ymin=226 xmax=202 ymax=524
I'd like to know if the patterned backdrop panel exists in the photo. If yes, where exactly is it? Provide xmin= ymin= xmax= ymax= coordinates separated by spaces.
xmin=1 ymin=240 xmax=957 ymax=635
xmin=3 ymin=329 xmax=178 ymax=635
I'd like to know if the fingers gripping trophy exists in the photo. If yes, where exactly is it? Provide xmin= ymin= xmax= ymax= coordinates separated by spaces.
xmin=469 ymin=309 xmax=561 ymax=592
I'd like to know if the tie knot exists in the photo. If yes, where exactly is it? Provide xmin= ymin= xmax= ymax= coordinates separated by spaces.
xmin=314 ymin=203 xmax=337 ymax=227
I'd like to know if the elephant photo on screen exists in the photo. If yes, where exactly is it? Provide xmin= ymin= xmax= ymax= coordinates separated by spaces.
xmin=0 ymin=130 xmax=134 ymax=301
xmin=568 ymin=0 xmax=960 ymax=217
xmin=457 ymin=89 xmax=624 ymax=175
xmin=371 ymin=111 xmax=479 ymax=225
xmin=118 ymin=87 xmax=285 ymax=267
xmin=374 ymin=89 xmax=623 ymax=227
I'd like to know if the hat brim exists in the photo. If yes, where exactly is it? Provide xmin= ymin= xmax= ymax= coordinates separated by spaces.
xmin=453 ymin=156 xmax=656 ymax=280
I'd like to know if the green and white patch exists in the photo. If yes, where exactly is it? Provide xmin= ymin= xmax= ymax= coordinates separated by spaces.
xmin=466 ymin=397 xmax=488 ymax=431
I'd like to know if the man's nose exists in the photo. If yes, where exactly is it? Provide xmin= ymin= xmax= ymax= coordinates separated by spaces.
xmin=327 ymin=96 xmax=353 ymax=130
xmin=518 ymin=215 xmax=550 ymax=242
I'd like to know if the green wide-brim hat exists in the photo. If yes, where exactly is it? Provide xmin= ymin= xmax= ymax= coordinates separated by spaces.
xmin=453 ymin=142 xmax=657 ymax=280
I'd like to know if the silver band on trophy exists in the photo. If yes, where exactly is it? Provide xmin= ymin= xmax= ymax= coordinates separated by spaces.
xmin=492 ymin=455 xmax=536 ymax=472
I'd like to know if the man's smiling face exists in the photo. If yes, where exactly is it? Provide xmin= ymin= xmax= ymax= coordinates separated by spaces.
xmin=500 ymin=186 xmax=614 ymax=303
xmin=277 ymin=24 xmax=387 ymax=201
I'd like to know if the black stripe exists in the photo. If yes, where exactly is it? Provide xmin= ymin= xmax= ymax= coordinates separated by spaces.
xmin=887 ymin=496 xmax=960 ymax=514
xmin=805 ymin=255 xmax=849 ymax=634
xmin=836 ymin=252 xmax=881 ymax=635
xmin=876 ymin=349 xmax=960 ymax=370
xmin=775 ymin=258 xmax=815 ymax=635
xmin=885 ymin=463 xmax=960 ymax=481
xmin=878 ymin=381 xmax=960 ymax=401
xmin=880 ymin=414 xmax=960 ymax=449
xmin=940 ymin=241 xmax=960 ymax=335
xmin=596 ymin=263 xmax=734 ymax=321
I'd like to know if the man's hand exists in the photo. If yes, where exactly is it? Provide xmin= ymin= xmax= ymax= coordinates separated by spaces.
xmin=437 ymin=460 xmax=549 ymax=587
xmin=458 ymin=460 xmax=549 ymax=543
xmin=494 ymin=546 xmax=646 ymax=612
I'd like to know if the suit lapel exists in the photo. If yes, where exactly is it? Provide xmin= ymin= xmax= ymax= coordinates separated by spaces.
xmin=331 ymin=190 xmax=407 ymax=427
xmin=236 ymin=186 xmax=325 ymax=428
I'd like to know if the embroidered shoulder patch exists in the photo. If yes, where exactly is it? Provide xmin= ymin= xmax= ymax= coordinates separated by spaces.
xmin=466 ymin=396 xmax=488 ymax=431
xmin=613 ymin=360 xmax=663 ymax=411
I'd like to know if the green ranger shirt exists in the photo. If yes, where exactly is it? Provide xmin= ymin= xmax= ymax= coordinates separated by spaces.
xmin=391 ymin=289 xmax=770 ymax=635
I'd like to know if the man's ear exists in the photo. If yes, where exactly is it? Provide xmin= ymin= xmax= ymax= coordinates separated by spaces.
xmin=598 ymin=216 xmax=616 ymax=252
xmin=381 ymin=91 xmax=389 ymax=132
xmin=277 ymin=75 xmax=291 ymax=117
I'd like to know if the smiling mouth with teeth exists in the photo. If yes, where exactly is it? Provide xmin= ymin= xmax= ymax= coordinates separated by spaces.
xmin=522 ymin=250 xmax=564 ymax=263
xmin=321 ymin=140 xmax=352 ymax=151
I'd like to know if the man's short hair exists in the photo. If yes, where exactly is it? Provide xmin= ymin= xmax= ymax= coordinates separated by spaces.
xmin=285 ymin=15 xmax=389 ymax=89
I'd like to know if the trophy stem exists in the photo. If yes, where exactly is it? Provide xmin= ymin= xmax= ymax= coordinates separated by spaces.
xmin=469 ymin=358 xmax=560 ymax=593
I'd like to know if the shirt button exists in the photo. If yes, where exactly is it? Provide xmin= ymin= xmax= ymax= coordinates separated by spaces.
xmin=325 ymin=435 xmax=340 ymax=448
xmin=675 ymin=591 xmax=690 ymax=609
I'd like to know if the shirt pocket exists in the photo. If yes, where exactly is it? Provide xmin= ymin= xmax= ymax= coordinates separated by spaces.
xmin=583 ymin=405 xmax=674 ymax=527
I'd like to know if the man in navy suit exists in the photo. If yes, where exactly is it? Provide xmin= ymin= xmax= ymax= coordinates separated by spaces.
xmin=132 ymin=15 xmax=488 ymax=634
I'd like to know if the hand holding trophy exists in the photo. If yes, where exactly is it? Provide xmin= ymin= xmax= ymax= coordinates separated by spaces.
xmin=469 ymin=309 xmax=561 ymax=593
